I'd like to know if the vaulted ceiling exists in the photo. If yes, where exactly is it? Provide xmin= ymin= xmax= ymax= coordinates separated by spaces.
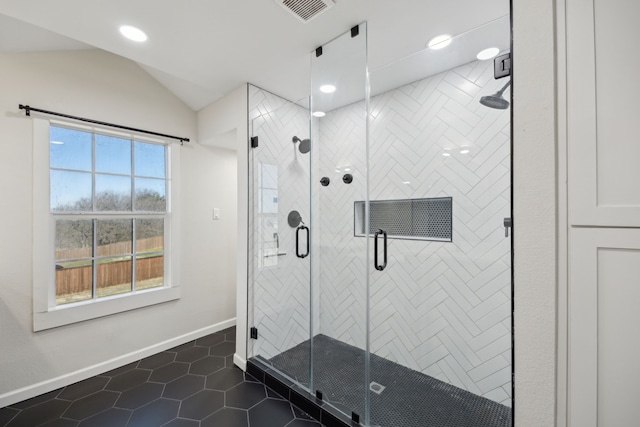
xmin=0 ymin=0 xmax=509 ymax=111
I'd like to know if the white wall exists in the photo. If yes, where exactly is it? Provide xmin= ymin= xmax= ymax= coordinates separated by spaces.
xmin=512 ymin=0 xmax=558 ymax=426
xmin=0 ymin=49 xmax=237 ymax=406
xmin=197 ymin=84 xmax=248 ymax=369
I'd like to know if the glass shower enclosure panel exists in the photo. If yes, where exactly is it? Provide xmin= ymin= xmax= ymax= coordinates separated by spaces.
xmin=310 ymin=23 xmax=370 ymax=422
xmin=367 ymin=17 xmax=513 ymax=427
xmin=248 ymin=85 xmax=313 ymax=388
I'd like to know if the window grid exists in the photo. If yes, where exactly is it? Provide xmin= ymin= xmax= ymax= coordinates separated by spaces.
xmin=51 ymin=125 xmax=168 ymax=305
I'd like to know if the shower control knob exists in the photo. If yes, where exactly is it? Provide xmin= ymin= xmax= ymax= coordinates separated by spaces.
xmin=320 ymin=177 xmax=330 ymax=187
xmin=342 ymin=174 xmax=353 ymax=184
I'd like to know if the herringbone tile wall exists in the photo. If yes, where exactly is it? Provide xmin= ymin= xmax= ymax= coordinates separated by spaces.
xmin=316 ymin=59 xmax=512 ymax=406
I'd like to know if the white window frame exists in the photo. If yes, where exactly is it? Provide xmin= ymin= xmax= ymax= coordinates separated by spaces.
xmin=32 ymin=118 xmax=181 ymax=331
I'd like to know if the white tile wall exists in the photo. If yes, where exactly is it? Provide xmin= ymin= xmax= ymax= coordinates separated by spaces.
xmin=317 ymin=59 xmax=512 ymax=406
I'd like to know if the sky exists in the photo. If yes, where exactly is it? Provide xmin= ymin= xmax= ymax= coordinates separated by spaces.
xmin=49 ymin=126 xmax=166 ymax=211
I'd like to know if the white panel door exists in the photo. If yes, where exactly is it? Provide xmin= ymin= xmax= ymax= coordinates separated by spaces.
xmin=567 ymin=0 xmax=640 ymax=226
xmin=569 ymin=228 xmax=640 ymax=427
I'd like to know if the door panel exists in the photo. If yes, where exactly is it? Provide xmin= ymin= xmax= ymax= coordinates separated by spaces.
xmin=567 ymin=0 xmax=640 ymax=226
xmin=569 ymin=228 xmax=640 ymax=427
xmin=310 ymin=22 xmax=369 ymax=421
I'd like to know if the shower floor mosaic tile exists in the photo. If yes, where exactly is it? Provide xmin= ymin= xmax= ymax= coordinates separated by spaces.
xmin=0 ymin=327 xmax=323 ymax=427
xmin=267 ymin=335 xmax=512 ymax=427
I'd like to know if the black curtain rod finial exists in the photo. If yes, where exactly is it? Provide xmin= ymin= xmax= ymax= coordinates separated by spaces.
xmin=19 ymin=104 xmax=31 ymax=116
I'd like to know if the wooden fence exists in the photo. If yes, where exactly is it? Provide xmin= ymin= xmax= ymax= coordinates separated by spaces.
xmin=55 ymin=236 xmax=163 ymax=260
xmin=56 ymin=255 xmax=164 ymax=296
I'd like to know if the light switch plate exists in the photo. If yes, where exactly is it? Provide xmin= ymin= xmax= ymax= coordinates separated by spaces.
xmin=213 ymin=208 xmax=220 ymax=220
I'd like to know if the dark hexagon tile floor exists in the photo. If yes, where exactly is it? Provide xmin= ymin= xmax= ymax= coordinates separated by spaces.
xmin=0 ymin=327 xmax=324 ymax=427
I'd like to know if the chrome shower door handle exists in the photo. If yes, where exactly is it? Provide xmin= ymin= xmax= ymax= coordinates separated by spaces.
xmin=296 ymin=225 xmax=309 ymax=258
xmin=374 ymin=229 xmax=387 ymax=271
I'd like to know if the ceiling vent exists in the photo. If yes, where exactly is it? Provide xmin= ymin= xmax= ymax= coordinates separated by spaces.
xmin=275 ymin=0 xmax=335 ymax=23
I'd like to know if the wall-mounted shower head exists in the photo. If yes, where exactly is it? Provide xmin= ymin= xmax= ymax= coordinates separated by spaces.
xmin=292 ymin=136 xmax=311 ymax=154
xmin=480 ymin=80 xmax=511 ymax=110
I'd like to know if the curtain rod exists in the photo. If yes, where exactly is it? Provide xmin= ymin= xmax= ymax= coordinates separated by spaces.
xmin=19 ymin=104 xmax=190 ymax=144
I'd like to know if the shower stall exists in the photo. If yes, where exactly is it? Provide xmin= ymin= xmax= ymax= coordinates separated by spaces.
xmin=246 ymin=17 xmax=512 ymax=427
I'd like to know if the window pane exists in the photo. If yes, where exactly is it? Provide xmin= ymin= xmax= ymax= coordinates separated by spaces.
xmin=96 ymin=219 xmax=132 ymax=257
xmin=50 ymin=126 xmax=92 ymax=171
xmin=55 ymin=260 xmax=93 ymax=305
xmin=96 ymin=134 xmax=131 ymax=175
xmin=136 ymin=219 xmax=164 ymax=253
xmin=136 ymin=219 xmax=163 ymax=290
xmin=55 ymin=219 xmax=93 ymax=260
xmin=51 ymin=170 xmax=92 ymax=211
xmin=97 ymin=256 xmax=132 ymax=298
xmin=135 ymin=141 xmax=165 ymax=178
xmin=136 ymin=254 xmax=164 ymax=290
xmin=135 ymin=178 xmax=166 ymax=212
xmin=96 ymin=174 xmax=132 ymax=211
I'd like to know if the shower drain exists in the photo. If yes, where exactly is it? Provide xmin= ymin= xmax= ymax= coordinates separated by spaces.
xmin=369 ymin=381 xmax=386 ymax=395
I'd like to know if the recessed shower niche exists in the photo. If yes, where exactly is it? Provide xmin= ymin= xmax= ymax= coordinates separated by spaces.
xmin=247 ymin=16 xmax=512 ymax=427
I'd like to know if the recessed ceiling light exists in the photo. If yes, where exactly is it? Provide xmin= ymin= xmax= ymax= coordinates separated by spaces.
xmin=477 ymin=47 xmax=500 ymax=60
xmin=119 ymin=25 xmax=147 ymax=42
xmin=313 ymin=111 xmax=326 ymax=117
xmin=460 ymin=149 xmax=470 ymax=154
xmin=427 ymin=34 xmax=452 ymax=50
xmin=320 ymin=84 xmax=336 ymax=94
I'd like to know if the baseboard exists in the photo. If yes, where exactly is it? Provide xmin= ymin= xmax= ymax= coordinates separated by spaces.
xmin=0 ymin=317 xmax=236 ymax=408
xmin=233 ymin=353 xmax=247 ymax=371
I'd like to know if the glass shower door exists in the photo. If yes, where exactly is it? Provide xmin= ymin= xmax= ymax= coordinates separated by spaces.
xmin=309 ymin=23 xmax=370 ymax=422
xmin=247 ymin=85 xmax=313 ymax=389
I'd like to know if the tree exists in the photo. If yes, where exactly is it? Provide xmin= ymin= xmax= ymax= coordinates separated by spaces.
xmin=55 ymin=190 xmax=166 ymax=254
xmin=135 ymin=188 xmax=166 ymax=212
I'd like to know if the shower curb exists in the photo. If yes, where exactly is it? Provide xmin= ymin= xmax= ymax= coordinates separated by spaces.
xmin=247 ymin=357 xmax=358 ymax=427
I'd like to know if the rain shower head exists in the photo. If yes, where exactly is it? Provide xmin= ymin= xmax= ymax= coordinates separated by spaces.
xmin=480 ymin=80 xmax=511 ymax=110
xmin=292 ymin=136 xmax=311 ymax=154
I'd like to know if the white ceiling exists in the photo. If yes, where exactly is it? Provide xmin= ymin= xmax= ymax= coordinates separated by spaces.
xmin=0 ymin=0 xmax=509 ymax=111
